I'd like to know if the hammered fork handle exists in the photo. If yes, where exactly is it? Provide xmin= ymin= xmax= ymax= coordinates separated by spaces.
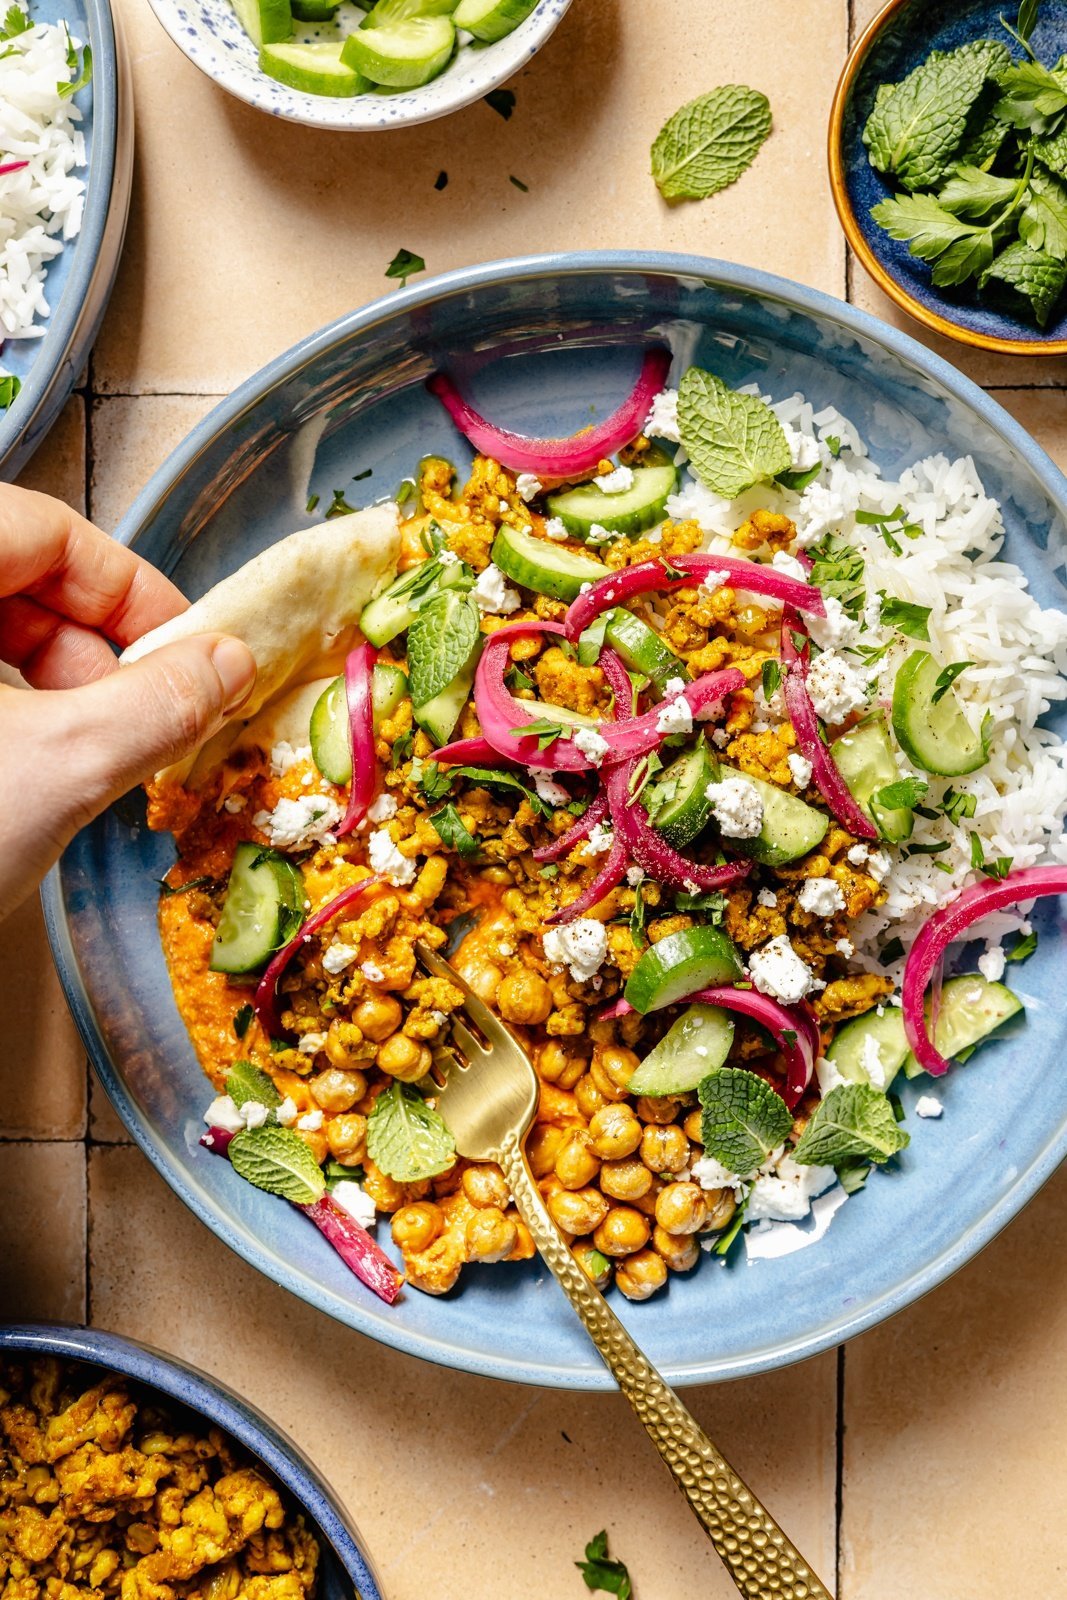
xmin=498 ymin=1135 xmax=833 ymax=1600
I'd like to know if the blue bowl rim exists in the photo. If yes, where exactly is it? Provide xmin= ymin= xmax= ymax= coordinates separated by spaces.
xmin=41 ymin=249 xmax=1067 ymax=1388
xmin=0 ymin=1323 xmax=384 ymax=1598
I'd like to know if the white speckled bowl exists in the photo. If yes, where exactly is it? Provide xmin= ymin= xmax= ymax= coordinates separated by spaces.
xmin=145 ymin=0 xmax=571 ymax=130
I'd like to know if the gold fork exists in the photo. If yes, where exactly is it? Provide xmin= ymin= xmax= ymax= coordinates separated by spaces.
xmin=417 ymin=943 xmax=833 ymax=1600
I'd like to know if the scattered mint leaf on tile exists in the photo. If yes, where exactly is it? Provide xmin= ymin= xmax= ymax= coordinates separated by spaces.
xmin=576 ymin=1531 xmax=632 ymax=1599
xmin=793 ymin=1084 xmax=910 ymax=1167
xmin=677 ymin=366 xmax=791 ymax=498
xmin=366 ymin=1080 xmax=455 ymax=1182
xmin=698 ymin=1067 xmax=792 ymax=1176
xmin=650 ymin=84 xmax=771 ymax=201
xmin=385 ymin=247 xmax=425 ymax=286
xmin=228 ymin=1125 xmax=326 ymax=1205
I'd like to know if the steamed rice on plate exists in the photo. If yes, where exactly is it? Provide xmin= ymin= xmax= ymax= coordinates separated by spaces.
xmin=0 ymin=4 xmax=90 ymax=409
xmin=126 ymin=346 xmax=1067 ymax=1305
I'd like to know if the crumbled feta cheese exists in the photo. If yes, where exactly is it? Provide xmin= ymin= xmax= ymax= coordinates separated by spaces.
xmin=438 ymin=549 xmax=460 ymax=566
xmin=704 ymin=776 xmax=763 ymax=838
xmin=253 ymin=794 xmax=344 ymax=851
xmin=757 ymin=888 xmax=778 ymax=909
xmin=698 ymin=569 xmax=732 ymax=596
xmin=866 ymin=850 xmax=891 ymax=884
xmin=711 ymin=727 xmax=730 ymax=748
xmin=204 ymin=1095 xmax=245 ymax=1133
xmin=836 ymin=936 xmax=855 ymax=958
xmin=298 ymin=1032 xmax=327 ymax=1056
xmin=297 ymin=1108 xmax=324 ymax=1131
xmin=270 ymin=740 xmax=312 ymax=776
xmin=515 ymin=473 xmax=542 ymax=501
xmin=978 ymin=944 xmax=1006 ymax=983
xmin=656 ymin=694 xmax=693 ymax=735
xmin=782 ymin=423 xmax=822 ymax=472
xmin=690 ymin=1155 xmax=747 ymax=1196
xmin=815 ymin=1055 xmax=846 ymax=1097
xmin=473 ymin=562 xmax=521 ymax=615
xmin=275 ymin=1097 xmax=298 ymax=1127
xmin=645 ymin=387 xmax=680 ymax=442
xmin=542 ymin=918 xmax=609 ymax=983
xmin=530 ymin=768 xmax=570 ymax=806
xmin=585 ymin=523 xmax=614 ymax=545
xmin=859 ymin=1032 xmax=889 ymax=1090
xmin=663 ymin=676 xmax=687 ymax=697
xmin=625 ymin=866 xmax=645 ymax=887
xmin=806 ymin=650 xmax=868 ymax=725
xmin=223 ymin=794 xmax=246 ymax=814
xmin=915 ymin=1095 xmax=944 ymax=1119
xmin=594 ymin=465 xmax=635 ymax=495
xmin=366 ymin=791 xmax=398 ymax=824
xmin=581 ymin=821 xmax=616 ymax=856
xmin=368 ymin=827 xmax=417 ymax=886
xmin=361 ymin=961 xmax=385 ymax=983
xmin=798 ymin=876 xmax=846 ymax=917
xmin=323 ymin=941 xmax=359 ymax=976
xmin=747 ymin=1156 xmax=837 ymax=1222
xmin=497 ymin=498 xmax=510 ymax=514
xmin=331 ymin=1179 xmax=378 ymax=1229
xmin=847 ymin=843 xmax=870 ymax=866
xmin=429 ymin=1009 xmax=448 ymax=1026
xmin=749 ymin=935 xmax=821 ymax=1004
xmin=787 ymin=752 xmax=813 ymax=789
xmin=807 ymin=594 xmax=857 ymax=651
xmin=794 ymin=482 xmax=848 ymax=547
xmin=239 ymin=1101 xmax=270 ymax=1130
xmin=771 ymin=549 xmax=808 ymax=582
xmin=573 ymin=726 xmax=610 ymax=767
xmin=544 ymin=517 xmax=569 ymax=541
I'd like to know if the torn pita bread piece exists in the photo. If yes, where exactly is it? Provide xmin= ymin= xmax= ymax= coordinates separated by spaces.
xmin=121 ymin=504 xmax=400 ymax=786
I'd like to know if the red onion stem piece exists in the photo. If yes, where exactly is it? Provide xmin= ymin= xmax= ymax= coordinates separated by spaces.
xmin=533 ymin=790 xmax=608 ymax=863
xmin=299 ymin=1195 xmax=403 ymax=1304
xmin=338 ymin=642 xmax=378 ymax=836
xmin=565 ymin=553 xmax=825 ymax=642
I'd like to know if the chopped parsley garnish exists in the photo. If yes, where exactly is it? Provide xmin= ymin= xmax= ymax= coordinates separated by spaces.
xmin=806 ymin=532 xmax=865 ymax=618
xmin=385 ymin=247 xmax=425 ymax=286
xmin=0 ymin=374 xmax=21 ymax=410
xmin=871 ymin=776 xmax=929 ymax=810
xmin=233 ymin=1004 xmax=255 ymax=1040
xmin=576 ymin=1531 xmax=632 ymax=1599
xmin=509 ymin=716 xmax=570 ymax=751
xmin=825 ymin=434 xmax=842 ymax=456
xmin=879 ymin=936 xmax=906 ymax=966
xmin=932 ymin=661 xmax=974 ymax=703
xmin=628 ymin=882 xmax=648 ymax=951
xmin=1006 ymin=928 xmax=1038 ymax=961
xmin=878 ymin=595 xmax=932 ymax=641
xmin=943 ymin=787 xmax=977 ymax=824
xmin=429 ymin=803 xmax=480 ymax=859
xmin=761 ymin=659 xmax=782 ymax=701
xmin=325 ymin=487 xmax=357 ymax=519
xmin=505 ymin=664 xmax=535 ymax=693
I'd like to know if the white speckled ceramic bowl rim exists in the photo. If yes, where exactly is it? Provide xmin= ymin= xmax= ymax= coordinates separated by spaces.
xmin=144 ymin=0 xmax=571 ymax=130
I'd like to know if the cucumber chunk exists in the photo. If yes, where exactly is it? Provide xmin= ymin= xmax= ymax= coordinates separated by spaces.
xmin=624 ymin=926 xmax=743 ymax=1015
xmin=545 ymin=464 xmax=678 ymax=542
xmin=452 ymin=0 xmax=538 ymax=41
xmin=627 ymin=1003 xmax=735 ymax=1095
xmin=232 ymin=0 xmax=291 ymax=46
xmin=413 ymin=649 xmax=477 ymax=745
xmin=210 ymin=843 xmax=304 ymax=975
xmin=644 ymin=740 xmax=715 ymax=849
xmin=360 ymin=557 xmax=468 ymax=647
xmin=714 ymin=764 xmax=829 ymax=867
xmin=603 ymin=608 xmax=686 ymax=689
xmin=290 ymin=0 xmax=339 ymax=20
xmin=892 ymin=650 xmax=987 ymax=777
xmin=309 ymin=663 xmax=409 ymax=783
xmin=259 ymin=40 xmax=366 ymax=95
xmin=491 ymin=524 xmax=607 ymax=602
xmin=832 ymin=713 xmax=913 ymax=843
xmin=341 ymin=14 xmax=454 ymax=87
xmin=365 ymin=0 xmax=457 ymax=21
xmin=827 ymin=974 xmax=1023 ymax=1088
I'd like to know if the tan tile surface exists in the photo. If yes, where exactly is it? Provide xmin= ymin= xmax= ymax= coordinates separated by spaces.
xmin=90 ymin=1147 xmax=836 ymax=1600
xmin=0 ymin=1143 xmax=85 ymax=1321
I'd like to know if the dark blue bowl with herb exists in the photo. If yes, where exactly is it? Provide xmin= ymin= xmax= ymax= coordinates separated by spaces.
xmin=829 ymin=0 xmax=1067 ymax=356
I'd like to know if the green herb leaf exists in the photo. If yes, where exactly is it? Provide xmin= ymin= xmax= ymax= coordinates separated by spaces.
xmin=793 ymin=1084 xmax=910 ymax=1167
xmin=629 ymin=882 xmax=648 ymax=952
xmin=879 ymin=936 xmax=906 ymax=966
xmin=430 ymin=803 xmax=480 ymax=858
xmin=698 ymin=1067 xmax=792 ymax=1176
xmin=58 ymin=37 xmax=91 ymax=96
xmin=932 ymin=660 xmax=974 ymax=703
xmin=996 ymin=59 xmax=1067 ymax=133
xmin=505 ymin=663 xmax=534 ymax=693
xmin=578 ymin=612 xmax=610 ymax=667
xmin=674 ymin=888 xmax=726 ymax=920
xmin=869 ymin=192 xmax=978 ymax=261
xmin=228 ymin=1125 xmax=326 ymax=1204
xmin=807 ymin=532 xmax=866 ymax=619
xmin=0 ymin=5 xmax=30 ymax=37
xmin=825 ymin=434 xmax=842 ymax=456
xmin=943 ymin=787 xmax=977 ymax=824
xmin=678 ymin=366 xmax=791 ymax=499
xmin=761 ymin=659 xmax=783 ymax=702
xmin=879 ymin=596 xmax=932 ymax=640
xmin=835 ymin=1158 xmax=872 ymax=1194
xmin=417 ymin=760 xmax=455 ymax=804
xmin=158 ymin=874 xmax=215 ymax=897
xmin=1006 ymin=928 xmax=1038 ymax=961
xmin=324 ymin=1158 xmax=364 ymax=1184
xmin=872 ymin=776 xmax=929 ymax=810
xmin=442 ymin=764 xmax=553 ymax=818
xmin=0 ymin=373 xmax=21 ymax=410
xmin=981 ymin=236 xmax=1067 ymax=324
xmin=407 ymin=591 xmax=479 ymax=707
xmin=931 ymin=226 xmax=997 ymax=287
xmin=509 ymin=715 xmax=571 ymax=751
xmin=864 ymin=40 xmax=1009 ymax=190
xmin=650 ymin=84 xmax=771 ymax=202
xmin=1019 ymin=166 xmax=1067 ymax=260
xmin=385 ymin=247 xmax=425 ymax=286
xmin=366 ymin=1080 xmax=455 ymax=1182
xmin=484 ymin=87 xmax=515 ymax=119
xmin=937 ymin=163 xmax=1021 ymax=217
xmin=225 ymin=1060 xmax=282 ymax=1112
xmin=576 ymin=1531 xmax=632 ymax=1600
xmin=392 ymin=730 xmax=414 ymax=766
xmin=775 ymin=461 xmax=822 ymax=492
xmin=326 ymin=487 xmax=357 ymax=519
xmin=306 ymin=492 xmax=320 ymax=513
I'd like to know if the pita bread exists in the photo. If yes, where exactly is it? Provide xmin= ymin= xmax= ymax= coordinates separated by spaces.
xmin=122 ymin=504 xmax=400 ymax=785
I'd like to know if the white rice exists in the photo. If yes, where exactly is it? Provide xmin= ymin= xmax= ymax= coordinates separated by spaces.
xmin=660 ymin=386 xmax=1067 ymax=979
xmin=0 ymin=15 xmax=87 ymax=364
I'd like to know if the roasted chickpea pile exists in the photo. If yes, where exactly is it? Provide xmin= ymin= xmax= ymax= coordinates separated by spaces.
xmin=0 ymin=1357 xmax=318 ymax=1600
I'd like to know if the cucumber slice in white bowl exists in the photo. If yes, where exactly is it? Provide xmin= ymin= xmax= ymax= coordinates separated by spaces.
xmin=342 ymin=14 xmax=455 ymax=87
xmin=452 ymin=0 xmax=538 ymax=43
xmin=232 ymin=0 xmax=292 ymax=46
xmin=260 ymin=39 xmax=368 ymax=94
xmin=364 ymin=0 xmax=459 ymax=21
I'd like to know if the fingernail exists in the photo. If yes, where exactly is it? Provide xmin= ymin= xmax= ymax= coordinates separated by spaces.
xmin=212 ymin=637 xmax=257 ymax=713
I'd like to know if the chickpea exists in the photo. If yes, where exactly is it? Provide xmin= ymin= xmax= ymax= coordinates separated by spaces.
xmin=547 ymin=1186 xmax=610 ymax=1237
xmin=600 ymin=1156 xmax=653 ymax=1203
xmin=465 ymin=1206 xmax=518 ymax=1264
xmin=572 ymin=1240 xmax=612 ymax=1291
xmin=636 ymin=1093 xmax=680 ymax=1125
xmin=363 ymin=1159 xmax=425 ymax=1213
xmin=554 ymin=1129 xmax=601 ymax=1190
xmin=654 ymin=1181 xmax=708 ymax=1236
xmin=539 ymin=1040 xmax=588 ymax=1091
xmin=405 ymin=1234 xmax=463 ymax=1295
xmin=310 ymin=1067 xmax=367 ymax=1114
xmin=391 ymin=1202 xmax=444 ymax=1253
xmin=324 ymin=1020 xmax=365 ymax=1070
xmin=640 ymin=1123 xmax=690 ymax=1175
xmin=594 ymin=1044 xmax=641 ymax=1095
xmin=574 ymin=1072 xmax=608 ymax=1121
xmin=354 ymin=994 xmax=402 ymax=1042
xmin=653 ymin=1224 xmax=701 ymax=1273
xmin=702 ymin=1187 xmax=738 ymax=1233
xmin=378 ymin=1033 xmax=432 ymax=1083
xmin=616 ymin=1247 xmax=669 ymax=1301
xmin=296 ymin=1127 xmax=328 ymax=1165
xmin=683 ymin=1108 xmax=704 ymax=1143
xmin=588 ymin=1102 xmax=642 ymax=1160
xmin=593 ymin=1205 xmax=651 ymax=1258
xmin=527 ymin=1123 xmax=566 ymax=1178
xmin=457 ymin=958 xmax=503 ymax=1004
xmin=462 ymin=1164 xmax=509 ymax=1210
xmin=498 ymin=971 xmax=553 ymax=1026
xmin=325 ymin=1113 xmax=368 ymax=1166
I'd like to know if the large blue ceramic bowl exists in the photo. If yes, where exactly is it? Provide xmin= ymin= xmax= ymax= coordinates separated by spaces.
xmin=42 ymin=252 xmax=1067 ymax=1388
xmin=0 ymin=0 xmax=132 ymax=479
xmin=829 ymin=0 xmax=1067 ymax=356
xmin=0 ymin=1324 xmax=384 ymax=1599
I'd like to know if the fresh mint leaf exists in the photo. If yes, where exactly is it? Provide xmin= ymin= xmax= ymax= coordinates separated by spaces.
xmin=1006 ymin=928 xmax=1038 ymax=961
xmin=1019 ymin=165 xmax=1067 ymax=259
xmin=233 ymin=1004 xmax=255 ymax=1040
xmin=0 ymin=373 xmax=21 ymax=409
xmin=879 ymin=596 xmax=932 ymax=640
xmin=793 ymin=1083 xmax=910 ymax=1167
xmin=228 ymin=1125 xmax=326 ymax=1204
xmin=698 ymin=1067 xmax=792 ymax=1176
xmin=953 ymin=97 xmax=1011 ymax=170
xmin=678 ymin=366 xmax=791 ymax=498
xmin=938 ymin=163 xmax=1021 ymax=217
xmin=576 ymin=1531 xmax=632 ymax=1600
xmin=651 ymin=84 xmax=771 ymax=201
xmin=864 ymin=40 xmax=1010 ymax=190
xmin=225 ymin=1060 xmax=282 ymax=1112
xmin=385 ymin=247 xmax=425 ymax=286
xmin=418 ymin=760 xmax=455 ymax=804
xmin=430 ymin=803 xmax=479 ymax=858
xmin=1035 ymin=123 xmax=1067 ymax=179
xmin=872 ymin=776 xmax=929 ymax=810
xmin=366 ymin=1080 xmax=455 ymax=1182
xmin=996 ymin=59 xmax=1067 ymax=134
xmin=980 ymin=237 xmax=1067 ymax=324
xmin=406 ymin=590 xmax=479 ymax=707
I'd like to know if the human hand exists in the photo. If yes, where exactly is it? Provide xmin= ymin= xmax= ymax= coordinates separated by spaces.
xmin=0 ymin=484 xmax=257 ymax=919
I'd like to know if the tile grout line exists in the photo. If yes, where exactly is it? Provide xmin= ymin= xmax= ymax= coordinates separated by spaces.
xmin=835 ymin=1344 xmax=846 ymax=1596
